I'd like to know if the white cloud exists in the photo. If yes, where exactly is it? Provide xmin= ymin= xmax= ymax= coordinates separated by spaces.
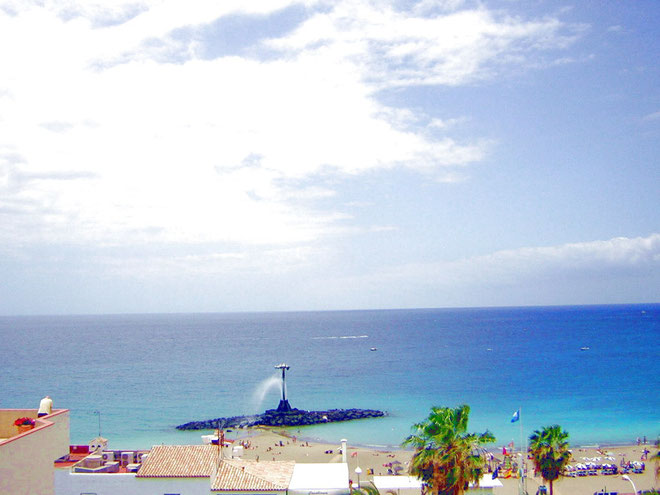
xmin=0 ymin=0 xmax=584 ymax=251
xmin=369 ymin=225 xmax=397 ymax=232
xmin=370 ymin=233 xmax=660 ymax=288
xmin=642 ymin=110 xmax=660 ymax=122
xmin=413 ymin=0 xmax=467 ymax=15
xmin=467 ymin=234 xmax=660 ymax=280
xmin=269 ymin=3 xmax=583 ymax=87
xmin=97 ymin=245 xmax=321 ymax=278
xmin=293 ymin=233 xmax=659 ymax=309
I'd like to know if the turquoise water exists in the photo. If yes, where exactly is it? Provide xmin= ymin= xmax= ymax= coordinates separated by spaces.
xmin=1 ymin=305 xmax=658 ymax=450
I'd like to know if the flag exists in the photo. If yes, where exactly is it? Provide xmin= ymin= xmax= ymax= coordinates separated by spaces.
xmin=511 ymin=409 xmax=520 ymax=423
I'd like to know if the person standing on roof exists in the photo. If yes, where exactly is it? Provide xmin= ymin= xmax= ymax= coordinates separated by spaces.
xmin=38 ymin=395 xmax=52 ymax=417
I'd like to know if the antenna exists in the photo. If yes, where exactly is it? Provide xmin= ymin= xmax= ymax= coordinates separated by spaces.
xmin=93 ymin=410 xmax=101 ymax=437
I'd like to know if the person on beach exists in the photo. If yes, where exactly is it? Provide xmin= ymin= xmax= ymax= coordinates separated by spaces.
xmin=38 ymin=395 xmax=52 ymax=417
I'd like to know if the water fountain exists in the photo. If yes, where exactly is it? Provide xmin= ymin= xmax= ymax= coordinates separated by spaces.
xmin=176 ymin=364 xmax=385 ymax=430
xmin=251 ymin=374 xmax=282 ymax=412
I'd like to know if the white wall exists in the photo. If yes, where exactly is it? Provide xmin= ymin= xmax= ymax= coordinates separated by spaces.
xmin=0 ymin=409 xmax=70 ymax=495
xmin=54 ymin=470 xmax=210 ymax=495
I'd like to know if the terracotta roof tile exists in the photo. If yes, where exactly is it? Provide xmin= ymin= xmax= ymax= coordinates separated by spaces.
xmin=211 ymin=459 xmax=294 ymax=491
xmin=137 ymin=445 xmax=218 ymax=478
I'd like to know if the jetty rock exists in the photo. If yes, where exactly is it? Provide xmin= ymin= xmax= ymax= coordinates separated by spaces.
xmin=176 ymin=408 xmax=386 ymax=430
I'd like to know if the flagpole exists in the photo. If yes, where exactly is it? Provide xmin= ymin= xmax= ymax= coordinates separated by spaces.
xmin=509 ymin=407 xmax=525 ymax=494
xmin=519 ymin=407 xmax=526 ymax=495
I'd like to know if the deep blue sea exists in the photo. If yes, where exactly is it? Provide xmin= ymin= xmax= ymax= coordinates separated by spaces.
xmin=1 ymin=305 xmax=658 ymax=451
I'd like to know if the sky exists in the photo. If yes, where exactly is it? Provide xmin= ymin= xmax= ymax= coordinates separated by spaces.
xmin=0 ymin=0 xmax=658 ymax=315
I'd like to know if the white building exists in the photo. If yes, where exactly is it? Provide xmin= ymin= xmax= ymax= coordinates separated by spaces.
xmin=372 ymin=475 xmax=503 ymax=495
xmin=289 ymin=463 xmax=350 ymax=495
xmin=0 ymin=408 xmax=70 ymax=495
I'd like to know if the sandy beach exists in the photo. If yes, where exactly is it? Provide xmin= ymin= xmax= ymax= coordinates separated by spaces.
xmin=224 ymin=428 xmax=657 ymax=495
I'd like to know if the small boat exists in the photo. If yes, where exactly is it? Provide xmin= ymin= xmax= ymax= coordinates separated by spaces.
xmin=370 ymin=347 xmax=377 ymax=351
xmin=580 ymin=346 xmax=590 ymax=351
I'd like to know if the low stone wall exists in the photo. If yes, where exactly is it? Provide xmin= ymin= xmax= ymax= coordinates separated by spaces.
xmin=176 ymin=408 xmax=386 ymax=430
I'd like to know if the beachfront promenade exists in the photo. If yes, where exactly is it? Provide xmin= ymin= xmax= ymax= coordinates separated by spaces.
xmin=2 ymin=405 xmax=656 ymax=495
xmin=231 ymin=429 xmax=657 ymax=495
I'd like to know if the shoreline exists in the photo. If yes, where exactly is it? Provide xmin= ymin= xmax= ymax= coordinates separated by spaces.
xmin=220 ymin=427 xmax=657 ymax=495
xmin=229 ymin=424 xmax=656 ymax=452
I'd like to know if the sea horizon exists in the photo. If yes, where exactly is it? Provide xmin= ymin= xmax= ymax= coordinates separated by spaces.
xmin=3 ymin=301 xmax=658 ymax=318
xmin=2 ymin=303 xmax=658 ymax=451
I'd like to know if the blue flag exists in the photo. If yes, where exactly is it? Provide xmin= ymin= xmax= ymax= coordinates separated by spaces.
xmin=511 ymin=409 xmax=520 ymax=423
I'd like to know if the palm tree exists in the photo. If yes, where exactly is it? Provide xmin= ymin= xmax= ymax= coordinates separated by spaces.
xmin=528 ymin=425 xmax=572 ymax=495
xmin=402 ymin=405 xmax=495 ymax=495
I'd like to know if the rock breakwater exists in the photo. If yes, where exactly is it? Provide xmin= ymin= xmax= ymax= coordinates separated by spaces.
xmin=176 ymin=407 xmax=385 ymax=430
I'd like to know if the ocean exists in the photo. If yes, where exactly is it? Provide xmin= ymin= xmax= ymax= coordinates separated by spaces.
xmin=1 ymin=305 xmax=658 ymax=451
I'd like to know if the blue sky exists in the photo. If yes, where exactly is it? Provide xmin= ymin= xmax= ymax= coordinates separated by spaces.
xmin=0 ymin=0 xmax=658 ymax=315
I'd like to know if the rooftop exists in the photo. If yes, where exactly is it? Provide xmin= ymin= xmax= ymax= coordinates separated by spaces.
xmin=137 ymin=445 xmax=295 ymax=491
xmin=212 ymin=458 xmax=295 ymax=491
xmin=137 ymin=444 xmax=218 ymax=478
